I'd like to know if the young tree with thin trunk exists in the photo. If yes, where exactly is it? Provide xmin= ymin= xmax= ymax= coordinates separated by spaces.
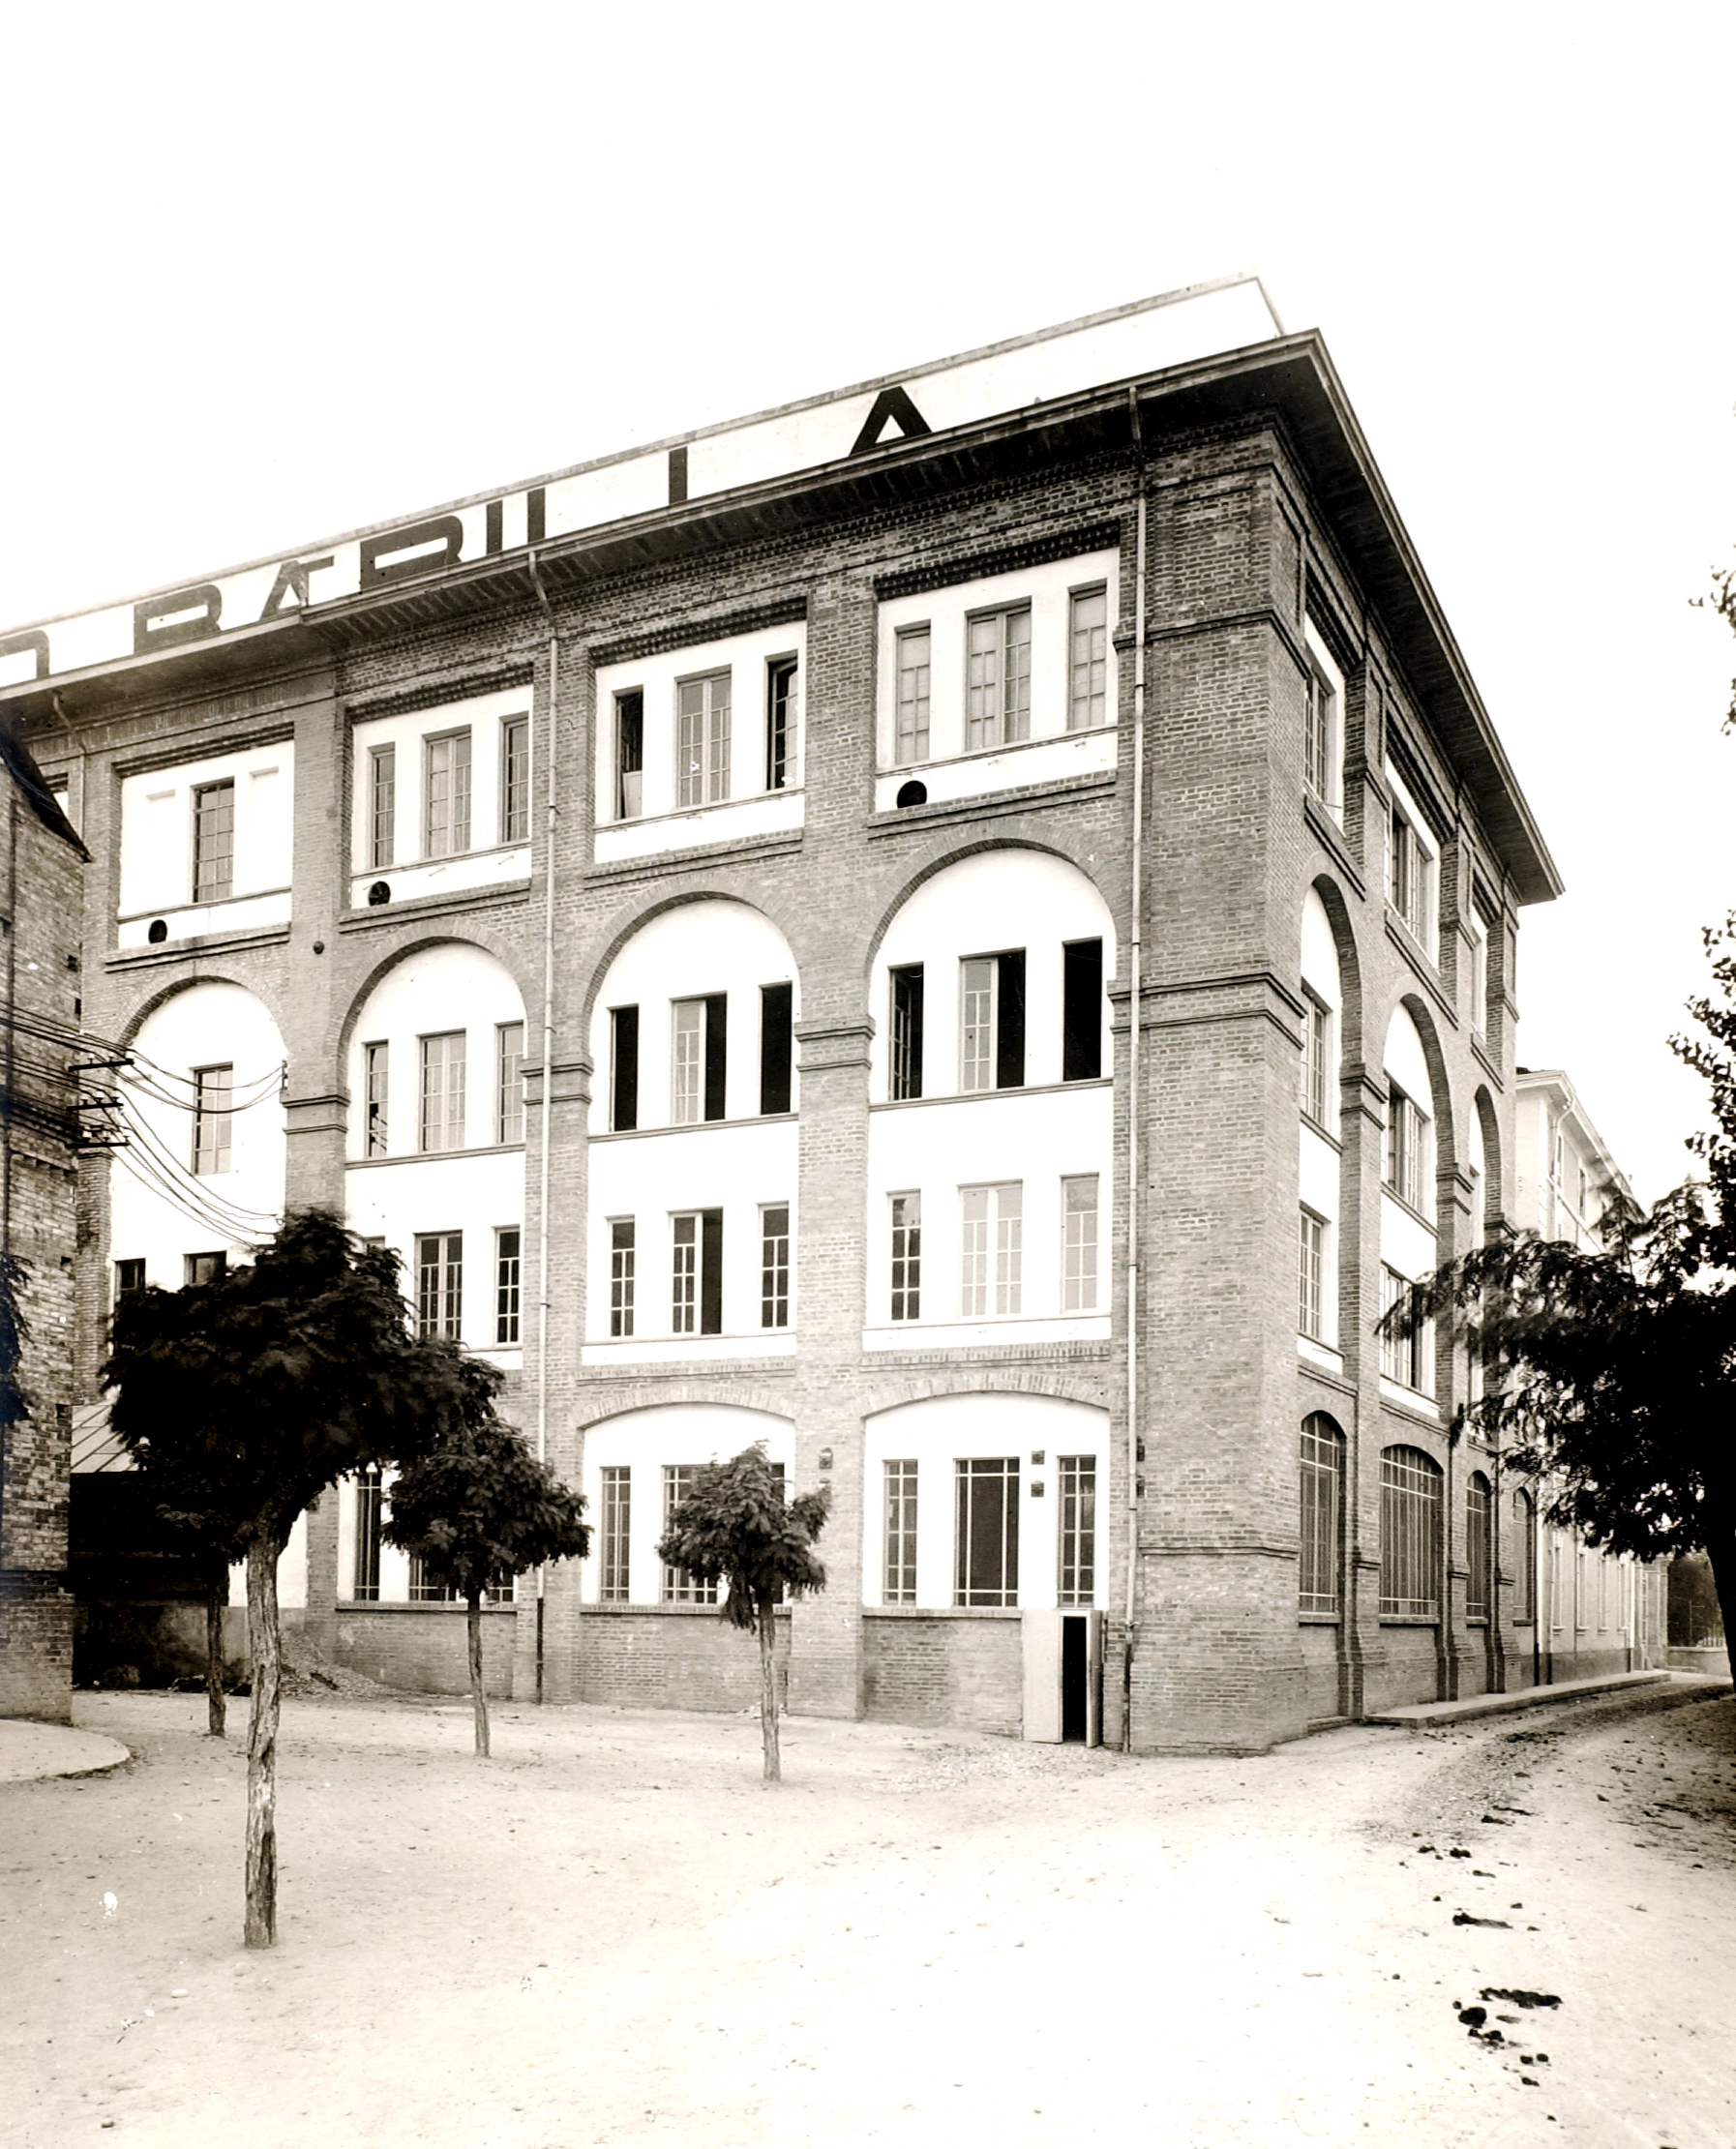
xmin=382 ymin=1371 xmax=590 ymax=1757
xmin=656 ymin=1446 xmax=829 ymax=1781
xmin=103 ymin=1209 xmax=470 ymax=1947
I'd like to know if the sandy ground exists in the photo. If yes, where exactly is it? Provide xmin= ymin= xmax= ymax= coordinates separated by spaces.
xmin=2 ymin=1682 xmax=1732 ymax=2149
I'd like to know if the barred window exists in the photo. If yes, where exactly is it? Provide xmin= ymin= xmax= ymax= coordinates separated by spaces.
xmin=662 ymin=1465 xmax=718 ymax=1604
xmin=1466 ymin=1471 xmax=1493 ymax=1621
xmin=352 ymin=1467 xmax=382 ymax=1600
xmin=494 ymin=1227 xmax=521 ymax=1345
xmin=760 ymin=1205 xmax=790 ymax=1328
xmin=954 ymin=1456 xmax=1019 ymax=1607
xmin=1380 ymin=1445 xmax=1443 ymax=1617
xmin=1068 ymin=587 xmax=1108 ymax=731
xmin=599 ymin=1466 xmax=631 ymax=1602
xmin=1512 ymin=1489 xmax=1537 ymax=1623
xmin=192 ymin=1065 xmax=232 ymax=1176
xmin=1298 ymin=1415 xmax=1344 ymax=1614
xmin=883 ymin=1459 xmax=918 ymax=1604
xmin=609 ymin=1219 xmax=636 ymax=1338
xmin=966 ymin=606 xmax=1031 ymax=750
xmin=889 ymin=1193 xmax=921 ymax=1322
xmin=895 ymin=627 xmax=931 ymax=765
xmin=1057 ymin=1455 xmax=1096 ymax=1606
xmin=192 ymin=779 xmax=235 ymax=901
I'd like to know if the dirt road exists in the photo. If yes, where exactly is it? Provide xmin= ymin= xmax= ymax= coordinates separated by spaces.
xmin=3 ymin=1684 xmax=1731 ymax=2149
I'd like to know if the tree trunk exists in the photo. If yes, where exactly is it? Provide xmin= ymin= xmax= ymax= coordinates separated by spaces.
xmin=244 ymin=1533 xmax=284 ymax=1949
xmin=467 ymin=1591 xmax=490 ymax=1758
xmin=205 ymin=1567 xmax=226 ymax=1739
xmin=758 ymin=1599 xmax=780 ymax=1783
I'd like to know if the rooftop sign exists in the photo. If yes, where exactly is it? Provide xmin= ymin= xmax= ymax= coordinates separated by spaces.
xmin=0 ymin=277 xmax=1281 ymax=691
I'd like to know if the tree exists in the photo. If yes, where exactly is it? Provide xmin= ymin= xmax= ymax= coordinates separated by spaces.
xmin=382 ymin=1369 xmax=591 ymax=1757
xmin=103 ymin=1209 xmax=472 ymax=1947
xmin=655 ymin=1446 xmax=829 ymax=1781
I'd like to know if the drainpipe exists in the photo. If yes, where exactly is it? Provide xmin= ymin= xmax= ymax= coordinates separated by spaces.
xmin=1122 ymin=394 xmax=1148 ymax=1751
xmin=526 ymin=550 xmax=559 ymax=1705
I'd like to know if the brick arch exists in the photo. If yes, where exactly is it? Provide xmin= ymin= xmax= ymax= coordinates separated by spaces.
xmin=575 ymin=1388 xmax=796 ymax=1432
xmin=114 ymin=970 xmax=287 ymax=1052
xmin=1382 ymin=990 xmax=1458 ymax=1183
xmin=575 ymin=887 xmax=803 ymax=1037
xmin=332 ymin=930 xmax=534 ymax=1066
xmin=1472 ymin=1084 xmax=1504 ymax=1239
xmin=860 ymin=1369 xmax=1113 ymax=1418
xmin=862 ymin=831 xmax=1121 ymax=977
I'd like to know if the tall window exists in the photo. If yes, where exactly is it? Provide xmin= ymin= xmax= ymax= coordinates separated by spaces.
xmin=662 ymin=1465 xmax=718 ymax=1603
xmin=759 ymin=983 xmax=793 ymax=1116
xmin=610 ymin=1005 xmax=640 ymax=1132
xmin=760 ymin=1205 xmax=791 ymax=1328
xmin=1384 ymin=1084 xmax=1428 ymax=1210
xmin=672 ymin=1209 xmax=723 ymax=1335
xmin=894 ymin=627 xmax=931 ymax=764
xmin=966 ymin=606 xmax=1031 ymax=750
xmin=1304 ymin=657 xmax=1338 ymax=801
xmin=960 ymin=1181 xmax=1021 ymax=1317
xmin=1379 ymin=1265 xmax=1426 ymax=1389
xmin=599 ymin=1466 xmax=631 ymax=1601
xmin=1380 ymin=1446 xmax=1443 ymax=1617
xmin=959 ymin=951 xmax=1025 ymax=1091
xmin=765 ymin=658 xmax=796 ymax=791
xmin=614 ymin=690 xmax=644 ymax=820
xmin=419 ymin=1031 xmax=466 ymax=1152
xmin=1302 ymin=990 xmax=1331 ymax=1125
xmin=890 ymin=965 xmax=925 ymax=1099
xmin=364 ymin=1040 xmax=389 ymax=1156
xmin=495 ymin=1022 xmax=524 ymax=1145
xmin=1298 ymin=1416 xmax=1345 ymax=1613
xmin=883 ymin=1459 xmax=918 ymax=1604
xmin=1466 ymin=1471 xmax=1493 ymax=1621
xmin=192 ymin=779 xmax=235 ymax=902
xmin=1057 ymin=1455 xmax=1096 ymax=1605
xmin=1061 ymin=940 xmax=1102 ymax=1082
xmin=192 ymin=1064 xmax=232 ymax=1175
xmin=1068 ymin=587 xmax=1109 ymax=731
xmin=955 ymin=1457 xmax=1019 ymax=1606
xmin=369 ymin=746 xmax=396 ymax=869
xmin=889 ymin=1193 xmax=921 ymax=1321
xmin=1299 ymin=1209 xmax=1326 ymax=1341
xmin=500 ymin=715 xmax=530 ymax=844
xmin=494 ymin=1227 xmax=521 ymax=1345
xmin=671 ymin=994 xmax=727 ymax=1124
xmin=425 ymin=731 xmax=472 ymax=857
xmin=609 ymin=1219 xmax=636 ymax=1337
xmin=353 ymin=1467 xmax=382 ymax=1600
xmin=1062 ymin=1176 xmax=1099 ymax=1312
xmin=416 ymin=1231 xmax=463 ymax=1339
xmin=676 ymin=671 xmax=731 ymax=807
xmin=1512 ymin=1489 xmax=1537 ymax=1623
xmin=1389 ymin=806 xmax=1434 ymax=950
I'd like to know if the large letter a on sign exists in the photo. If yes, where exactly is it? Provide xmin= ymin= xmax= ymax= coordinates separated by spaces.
xmin=850 ymin=385 xmax=933 ymax=455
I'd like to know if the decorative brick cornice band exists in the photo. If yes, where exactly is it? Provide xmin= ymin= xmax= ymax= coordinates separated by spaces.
xmin=588 ymin=595 xmax=807 ymax=670
xmin=346 ymin=661 xmax=536 ymax=723
xmin=872 ymin=520 xmax=1122 ymax=601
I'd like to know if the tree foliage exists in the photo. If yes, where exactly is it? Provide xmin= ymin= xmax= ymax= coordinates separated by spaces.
xmin=382 ymin=1368 xmax=591 ymax=1755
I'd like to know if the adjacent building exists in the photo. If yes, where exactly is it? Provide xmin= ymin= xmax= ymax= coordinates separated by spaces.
xmin=4 ymin=278 xmax=1576 ymax=1750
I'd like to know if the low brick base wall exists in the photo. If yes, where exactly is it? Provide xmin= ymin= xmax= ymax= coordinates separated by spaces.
xmin=0 ymin=1568 xmax=74 ymax=1722
xmin=574 ymin=1606 xmax=789 ymax=1713
xmin=862 ymin=1611 xmax=1022 ymax=1737
xmin=335 ymin=1605 xmax=518 ymax=1697
xmin=1364 ymin=1626 xmax=1445 ymax=1715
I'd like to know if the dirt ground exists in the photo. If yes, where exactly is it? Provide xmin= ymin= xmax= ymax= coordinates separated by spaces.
xmin=2 ymin=1682 xmax=1732 ymax=2149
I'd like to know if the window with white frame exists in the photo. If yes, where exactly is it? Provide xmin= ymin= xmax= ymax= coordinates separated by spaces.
xmin=416 ymin=1231 xmax=463 ymax=1339
xmin=671 ymin=994 xmax=727 ymax=1124
xmin=1068 ymin=588 xmax=1108 ymax=731
xmin=1384 ymin=1082 xmax=1429 ymax=1211
xmin=764 ymin=659 xmax=797 ymax=792
xmin=1062 ymin=1175 xmax=1099 ymax=1311
xmin=369 ymin=747 xmax=396 ymax=869
xmin=760 ymin=1205 xmax=790 ymax=1328
xmin=959 ymin=951 xmax=1025 ymax=1091
xmin=500 ymin=715 xmax=530 ymax=845
xmin=609 ymin=1219 xmax=636 ymax=1337
xmin=614 ymin=691 xmax=644 ymax=821
xmin=425 ymin=731 xmax=472 ymax=858
xmin=1298 ymin=1208 xmax=1327 ymax=1341
xmin=1302 ymin=988 xmax=1332 ymax=1126
xmin=1380 ymin=1445 xmax=1443 ymax=1617
xmin=364 ymin=1040 xmax=389 ymax=1156
xmin=883 ymin=1458 xmax=918 ymax=1604
xmin=954 ymin=1456 xmax=1020 ymax=1606
xmin=1302 ymin=623 xmax=1344 ymax=811
xmin=192 ymin=1065 xmax=232 ymax=1175
xmin=966 ymin=607 xmax=1032 ymax=750
xmin=495 ymin=1022 xmax=524 ymax=1145
xmin=895 ymin=628 xmax=931 ymax=764
xmin=352 ymin=1466 xmax=383 ymax=1599
xmin=672 ymin=1209 xmax=723 ymax=1335
xmin=1467 ymin=907 xmax=1490 ymax=1038
xmin=662 ymin=1465 xmax=718 ymax=1603
xmin=1388 ymin=783 xmax=1438 ymax=955
xmin=494 ymin=1228 xmax=521 ymax=1345
xmin=889 ymin=1192 xmax=921 ymax=1321
xmin=960 ymin=1181 xmax=1022 ymax=1317
xmin=192 ymin=780 xmax=235 ymax=902
xmin=419 ymin=1031 xmax=466 ymax=1152
xmin=1379 ymin=1264 xmax=1427 ymax=1390
xmin=889 ymin=965 xmax=924 ymax=1100
xmin=599 ymin=1466 xmax=631 ymax=1601
xmin=676 ymin=671 xmax=732 ymax=807
xmin=1057 ymin=1454 xmax=1095 ymax=1605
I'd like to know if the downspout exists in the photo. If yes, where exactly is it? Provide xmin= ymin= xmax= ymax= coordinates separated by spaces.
xmin=1122 ymin=393 xmax=1148 ymax=1751
xmin=526 ymin=550 xmax=559 ymax=1705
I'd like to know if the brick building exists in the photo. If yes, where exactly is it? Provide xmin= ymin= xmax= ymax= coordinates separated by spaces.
xmin=0 ymin=715 xmax=89 ymax=1721
xmin=2 ymin=278 xmax=1571 ymax=1751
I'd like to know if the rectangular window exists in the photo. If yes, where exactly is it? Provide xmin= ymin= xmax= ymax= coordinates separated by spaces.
xmin=1299 ymin=1209 xmax=1326 ymax=1341
xmin=614 ymin=690 xmax=644 ymax=821
xmin=676 ymin=671 xmax=731 ymax=807
xmin=883 ymin=1459 xmax=918 ymax=1605
xmin=894 ymin=627 xmax=931 ymax=765
xmin=889 ymin=965 xmax=925 ymax=1100
xmin=500 ymin=715 xmax=530 ymax=845
xmin=966 ymin=607 xmax=1032 ymax=751
xmin=1468 ymin=915 xmax=1490 ymax=1037
xmin=599 ymin=1466 xmax=631 ymax=1601
xmin=760 ymin=1204 xmax=791 ymax=1328
xmin=495 ymin=1022 xmax=524 ymax=1145
xmin=959 ymin=951 xmax=1026 ymax=1091
xmin=960 ymin=1181 xmax=1022 ymax=1317
xmin=1304 ymin=661 xmax=1336 ymax=800
xmin=1466 ymin=1476 xmax=1493 ymax=1622
xmin=1302 ymin=990 xmax=1331 ymax=1126
xmin=369 ymin=746 xmax=396 ymax=869
xmin=1068 ymin=587 xmax=1108 ymax=731
xmin=1062 ymin=1176 xmax=1099 ymax=1312
xmin=419 ymin=1031 xmax=466 ymax=1152
xmin=1062 ymin=940 xmax=1102 ymax=1082
xmin=1512 ymin=1493 xmax=1536 ymax=1623
xmin=609 ymin=1218 xmax=636 ymax=1337
xmin=1380 ymin=1448 xmax=1443 ymax=1617
xmin=759 ymin=982 xmax=793 ymax=1115
xmin=494 ymin=1227 xmax=521 ymax=1345
xmin=425 ymin=731 xmax=472 ymax=858
xmin=1298 ymin=1418 xmax=1344 ymax=1613
xmin=765 ymin=658 xmax=797 ymax=792
xmin=364 ymin=1040 xmax=389 ymax=1156
xmin=1384 ymin=1085 xmax=1427 ymax=1210
xmin=955 ymin=1456 xmax=1019 ymax=1606
xmin=415 ymin=1231 xmax=463 ymax=1339
xmin=1057 ymin=1455 xmax=1096 ymax=1605
xmin=114 ymin=1258 xmax=146 ymax=1298
xmin=889 ymin=1192 xmax=921 ymax=1322
xmin=184 ymin=1251 xmax=226 ymax=1287
xmin=1379 ymin=1265 xmax=1426 ymax=1389
xmin=662 ymin=1465 xmax=718 ymax=1603
xmin=672 ymin=1209 xmax=723 ymax=1336
xmin=407 ymin=1554 xmax=460 ymax=1604
xmin=352 ymin=1466 xmax=383 ymax=1600
xmin=1389 ymin=807 xmax=1435 ymax=950
xmin=671 ymin=994 xmax=727 ymax=1124
xmin=192 ymin=1064 xmax=232 ymax=1175
xmin=610 ymin=1005 xmax=639 ymax=1132
xmin=192 ymin=779 xmax=235 ymax=902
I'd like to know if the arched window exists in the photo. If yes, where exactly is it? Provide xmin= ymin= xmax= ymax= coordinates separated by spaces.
xmin=1299 ymin=1415 xmax=1346 ymax=1614
xmin=1466 ymin=1471 xmax=1493 ymax=1622
xmin=1511 ymin=1489 xmax=1537 ymax=1624
xmin=1380 ymin=1446 xmax=1443 ymax=1618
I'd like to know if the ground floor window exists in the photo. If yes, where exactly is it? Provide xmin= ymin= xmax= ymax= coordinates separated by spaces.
xmin=1056 ymin=1455 xmax=1095 ymax=1605
xmin=1380 ymin=1445 xmax=1442 ymax=1617
xmin=1299 ymin=1415 xmax=1345 ymax=1613
xmin=599 ymin=1465 xmax=631 ymax=1601
xmin=1512 ymin=1488 xmax=1536 ymax=1622
xmin=883 ymin=1459 xmax=918 ymax=1604
xmin=1466 ymin=1470 xmax=1492 ymax=1620
xmin=353 ymin=1466 xmax=382 ymax=1600
xmin=955 ymin=1456 xmax=1020 ymax=1606
xmin=661 ymin=1465 xmax=719 ymax=1604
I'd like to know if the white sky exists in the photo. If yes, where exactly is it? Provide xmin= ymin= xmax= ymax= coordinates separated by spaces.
xmin=3 ymin=2 xmax=1731 ymax=1202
